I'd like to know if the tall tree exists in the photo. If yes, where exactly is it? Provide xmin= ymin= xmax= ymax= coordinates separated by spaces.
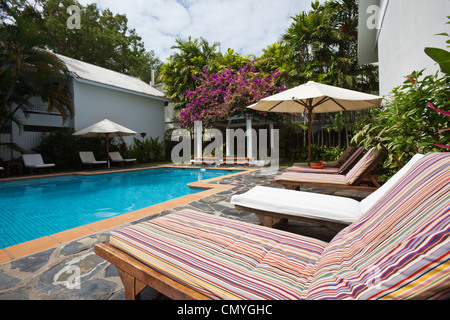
xmin=267 ymin=0 xmax=378 ymax=92
xmin=159 ymin=37 xmax=222 ymax=111
xmin=27 ymin=0 xmax=161 ymax=83
xmin=258 ymin=0 xmax=380 ymax=149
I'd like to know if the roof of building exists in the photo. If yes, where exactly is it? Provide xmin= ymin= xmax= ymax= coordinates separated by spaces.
xmin=57 ymin=54 xmax=166 ymax=100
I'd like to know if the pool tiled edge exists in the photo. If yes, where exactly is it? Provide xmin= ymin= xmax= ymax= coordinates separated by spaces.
xmin=0 ymin=166 xmax=256 ymax=264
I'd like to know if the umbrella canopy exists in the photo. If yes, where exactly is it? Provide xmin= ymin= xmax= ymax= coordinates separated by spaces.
xmin=248 ymin=81 xmax=382 ymax=165
xmin=73 ymin=119 xmax=137 ymax=167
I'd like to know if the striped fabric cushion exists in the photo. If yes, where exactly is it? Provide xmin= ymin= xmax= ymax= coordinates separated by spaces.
xmin=332 ymin=146 xmax=358 ymax=167
xmin=110 ymin=210 xmax=328 ymax=300
xmin=337 ymin=147 xmax=364 ymax=174
xmin=274 ymin=169 xmax=349 ymax=185
xmin=108 ymin=153 xmax=449 ymax=300
xmin=306 ymin=153 xmax=450 ymax=300
xmin=285 ymin=166 xmax=340 ymax=174
xmin=275 ymin=148 xmax=378 ymax=186
xmin=345 ymin=147 xmax=378 ymax=184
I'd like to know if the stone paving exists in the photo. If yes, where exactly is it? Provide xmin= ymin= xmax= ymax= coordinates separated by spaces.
xmin=0 ymin=167 xmax=371 ymax=300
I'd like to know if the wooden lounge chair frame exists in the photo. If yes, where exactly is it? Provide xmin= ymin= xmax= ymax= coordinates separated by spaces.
xmin=95 ymin=242 xmax=210 ymax=300
xmin=94 ymin=153 xmax=449 ymax=301
xmin=272 ymin=150 xmax=384 ymax=192
xmin=234 ymin=205 xmax=350 ymax=230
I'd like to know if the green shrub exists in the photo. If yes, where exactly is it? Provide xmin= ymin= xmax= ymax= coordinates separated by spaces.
xmin=284 ymin=145 xmax=344 ymax=163
xmin=352 ymin=70 xmax=449 ymax=169
xmin=128 ymin=136 xmax=165 ymax=163
xmin=34 ymin=129 xmax=119 ymax=170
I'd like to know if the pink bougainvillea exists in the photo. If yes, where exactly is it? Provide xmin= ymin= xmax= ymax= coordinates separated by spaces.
xmin=179 ymin=63 xmax=286 ymax=128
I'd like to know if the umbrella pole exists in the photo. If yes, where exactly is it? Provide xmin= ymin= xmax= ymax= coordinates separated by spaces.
xmin=308 ymin=107 xmax=313 ymax=167
xmin=106 ymin=134 xmax=110 ymax=168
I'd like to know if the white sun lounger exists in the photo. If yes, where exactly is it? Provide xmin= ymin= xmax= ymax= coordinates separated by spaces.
xmin=109 ymin=152 xmax=136 ymax=165
xmin=22 ymin=154 xmax=56 ymax=174
xmin=79 ymin=152 xmax=107 ymax=169
xmin=231 ymin=154 xmax=425 ymax=228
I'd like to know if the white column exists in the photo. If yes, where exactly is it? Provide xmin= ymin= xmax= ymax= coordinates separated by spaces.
xmin=269 ymin=122 xmax=275 ymax=150
xmin=194 ymin=121 xmax=202 ymax=164
xmin=246 ymin=117 xmax=253 ymax=161
xmin=226 ymin=128 xmax=233 ymax=158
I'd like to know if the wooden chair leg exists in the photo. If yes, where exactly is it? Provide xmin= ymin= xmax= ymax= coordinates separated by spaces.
xmin=117 ymin=269 xmax=147 ymax=300
xmin=255 ymin=214 xmax=285 ymax=228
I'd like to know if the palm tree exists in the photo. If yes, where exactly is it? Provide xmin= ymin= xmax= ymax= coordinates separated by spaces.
xmin=281 ymin=6 xmax=329 ymax=86
xmin=159 ymin=37 xmax=221 ymax=111
xmin=280 ymin=0 xmax=378 ymax=92
xmin=0 ymin=7 xmax=74 ymax=133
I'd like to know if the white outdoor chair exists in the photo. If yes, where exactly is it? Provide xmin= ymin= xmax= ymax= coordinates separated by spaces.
xmin=22 ymin=154 xmax=56 ymax=174
xmin=79 ymin=152 xmax=107 ymax=169
xmin=109 ymin=152 xmax=136 ymax=166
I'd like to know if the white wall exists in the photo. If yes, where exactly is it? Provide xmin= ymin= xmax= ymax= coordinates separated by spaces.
xmin=6 ymin=106 xmax=73 ymax=161
xmin=0 ymin=80 xmax=165 ymax=162
xmin=11 ymin=112 xmax=72 ymax=156
xmin=378 ymin=0 xmax=450 ymax=96
xmin=73 ymin=80 xmax=165 ymax=147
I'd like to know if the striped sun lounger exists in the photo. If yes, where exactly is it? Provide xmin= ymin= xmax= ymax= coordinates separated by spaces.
xmin=96 ymin=152 xmax=450 ymax=300
xmin=230 ymin=154 xmax=426 ymax=229
xmin=286 ymin=147 xmax=364 ymax=174
xmin=273 ymin=147 xmax=382 ymax=190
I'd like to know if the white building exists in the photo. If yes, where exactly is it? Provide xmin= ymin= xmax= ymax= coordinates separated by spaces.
xmin=1 ymin=55 xmax=168 ymax=161
xmin=358 ymin=0 xmax=450 ymax=96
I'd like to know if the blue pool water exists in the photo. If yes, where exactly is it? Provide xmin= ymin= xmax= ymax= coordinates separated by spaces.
xmin=0 ymin=168 xmax=239 ymax=249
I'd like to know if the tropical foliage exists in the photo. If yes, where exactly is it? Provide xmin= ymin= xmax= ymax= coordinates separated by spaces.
xmin=352 ymin=70 xmax=450 ymax=169
xmin=162 ymin=0 xmax=380 ymax=144
xmin=0 ymin=4 xmax=74 ymax=132
xmin=425 ymin=17 xmax=450 ymax=75
xmin=5 ymin=0 xmax=447 ymax=172
xmin=159 ymin=37 xmax=221 ymax=111
xmin=353 ymin=19 xmax=450 ymax=169
xmin=5 ymin=0 xmax=162 ymax=84
xmin=34 ymin=128 xmax=105 ymax=169
xmin=265 ymin=0 xmax=378 ymax=92
xmin=128 ymin=136 xmax=165 ymax=163
xmin=179 ymin=64 xmax=285 ymax=128
xmin=159 ymin=37 xmax=255 ymax=112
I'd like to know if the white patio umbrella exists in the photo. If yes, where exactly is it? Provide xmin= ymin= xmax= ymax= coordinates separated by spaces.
xmin=73 ymin=119 xmax=137 ymax=168
xmin=248 ymin=81 xmax=382 ymax=166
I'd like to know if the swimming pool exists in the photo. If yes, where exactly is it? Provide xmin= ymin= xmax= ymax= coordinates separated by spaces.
xmin=0 ymin=168 xmax=239 ymax=249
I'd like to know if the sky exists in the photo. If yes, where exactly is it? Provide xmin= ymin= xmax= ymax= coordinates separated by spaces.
xmin=76 ymin=0 xmax=320 ymax=61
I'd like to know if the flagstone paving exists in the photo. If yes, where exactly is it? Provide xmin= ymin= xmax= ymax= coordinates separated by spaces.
xmin=0 ymin=167 xmax=371 ymax=300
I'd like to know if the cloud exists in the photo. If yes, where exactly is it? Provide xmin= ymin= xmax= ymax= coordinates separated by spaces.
xmin=77 ymin=0 xmax=316 ymax=61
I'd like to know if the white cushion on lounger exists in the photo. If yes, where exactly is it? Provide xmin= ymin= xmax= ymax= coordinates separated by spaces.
xmin=231 ymin=154 xmax=426 ymax=226
xmin=231 ymin=186 xmax=362 ymax=225
xmin=22 ymin=154 xmax=55 ymax=169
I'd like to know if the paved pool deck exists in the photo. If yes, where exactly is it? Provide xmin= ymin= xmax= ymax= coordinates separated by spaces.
xmin=0 ymin=165 xmax=371 ymax=300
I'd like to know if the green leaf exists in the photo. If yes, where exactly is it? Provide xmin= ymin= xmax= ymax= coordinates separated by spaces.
xmin=424 ymin=47 xmax=450 ymax=75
